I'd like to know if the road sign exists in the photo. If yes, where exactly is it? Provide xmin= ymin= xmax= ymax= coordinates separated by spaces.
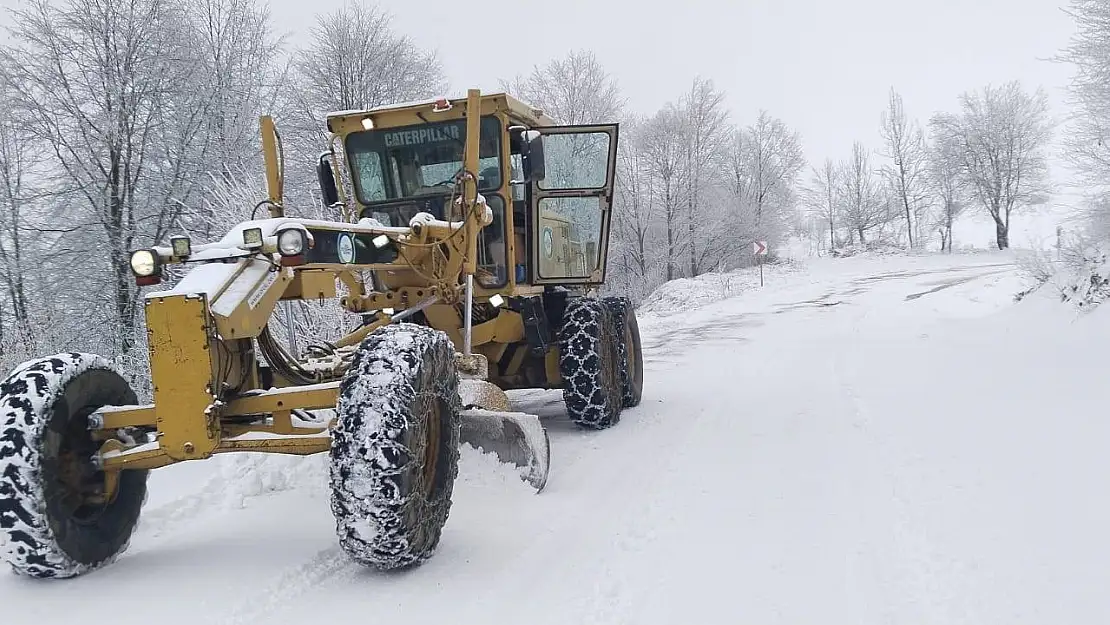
xmin=752 ymin=240 xmax=768 ymax=255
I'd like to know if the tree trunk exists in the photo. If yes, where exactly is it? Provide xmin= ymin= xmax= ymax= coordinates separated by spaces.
xmin=666 ymin=202 xmax=675 ymax=281
xmin=902 ymin=196 xmax=914 ymax=248
xmin=994 ymin=217 xmax=1009 ymax=250
xmin=858 ymin=226 xmax=866 ymax=245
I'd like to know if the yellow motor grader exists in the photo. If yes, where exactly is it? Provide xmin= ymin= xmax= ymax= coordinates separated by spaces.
xmin=0 ymin=89 xmax=643 ymax=579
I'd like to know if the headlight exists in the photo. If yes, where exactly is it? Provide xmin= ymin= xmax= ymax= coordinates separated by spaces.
xmin=129 ymin=250 xmax=158 ymax=277
xmin=277 ymin=228 xmax=306 ymax=256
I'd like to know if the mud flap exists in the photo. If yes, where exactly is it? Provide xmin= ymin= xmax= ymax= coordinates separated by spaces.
xmin=459 ymin=409 xmax=551 ymax=492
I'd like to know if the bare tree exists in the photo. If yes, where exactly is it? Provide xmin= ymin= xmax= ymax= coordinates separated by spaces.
xmin=184 ymin=0 xmax=290 ymax=237
xmin=294 ymin=1 xmax=445 ymax=117
xmin=501 ymin=49 xmax=624 ymax=124
xmin=639 ymin=106 xmax=685 ymax=281
xmin=190 ymin=0 xmax=288 ymax=173
xmin=926 ymin=132 xmax=967 ymax=252
xmin=0 ymin=81 xmax=35 ymax=349
xmin=609 ymin=117 xmax=660 ymax=301
xmin=879 ymin=87 xmax=930 ymax=248
xmin=746 ymin=112 xmax=805 ymax=225
xmin=1057 ymin=1 xmax=1110 ymax=191
xmin=838 ymin=142 xmax=888 ymax=244
xmin=929 ymin=82 xmax=1052 ymax=250
xmin=1 ymin=0 xmax=209 ymax=356
xmin=803 ymin=158 xmax=839 ymax=252
xmin=679 ymin=77 xmax=729 ymax=276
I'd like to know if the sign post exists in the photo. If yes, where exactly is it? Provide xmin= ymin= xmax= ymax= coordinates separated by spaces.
xmin=752 ymin=240 xmax=768 ymax=287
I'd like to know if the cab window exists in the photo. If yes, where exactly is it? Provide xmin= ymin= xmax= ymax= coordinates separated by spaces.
xmin=345 ymin=116 xmax=502 ymax=204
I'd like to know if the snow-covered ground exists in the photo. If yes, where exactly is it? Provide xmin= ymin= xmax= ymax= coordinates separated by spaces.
xmin=5 ymin=249 xmax=1110 ymax=624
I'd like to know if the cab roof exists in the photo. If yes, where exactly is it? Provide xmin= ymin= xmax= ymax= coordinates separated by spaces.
xmin=325 ymin=92 xmax=559 ymax=134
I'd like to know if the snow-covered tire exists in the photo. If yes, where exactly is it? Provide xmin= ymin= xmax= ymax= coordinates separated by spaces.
xmin=557 ymin=297 xmax=623 ymax=429
xmin=602 ymin=296 xmax=644 ymax=408
xmin=329 ymin=323 xmax=461 ymax=570
xmin=0 ymin=354 xmax=148 ymax=579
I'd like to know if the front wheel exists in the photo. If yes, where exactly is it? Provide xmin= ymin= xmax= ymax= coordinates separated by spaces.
xmin=329 ymin=324 xmax=461 ymax=570
xmin=0 ymin=354 xmax=148 ymax=579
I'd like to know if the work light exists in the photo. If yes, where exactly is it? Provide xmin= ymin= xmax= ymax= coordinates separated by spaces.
xmin=170 ymin=236 xmax=191 ymax=258
xmin=242 ymin=227 xmax=263 ymax=249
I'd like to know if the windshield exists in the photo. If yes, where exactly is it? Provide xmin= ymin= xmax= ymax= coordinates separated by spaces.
xmin=345 ymin=116 xmax=502 ymax=205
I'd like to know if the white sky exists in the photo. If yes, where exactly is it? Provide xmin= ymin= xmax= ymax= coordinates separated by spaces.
xmin=266 ymin=0 xmax=1079 ymax=188
xmin=0 ymin=0 xmax=1084 ymax=207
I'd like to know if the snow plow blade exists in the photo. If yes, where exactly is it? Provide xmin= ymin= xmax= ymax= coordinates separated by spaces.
xmin=457 ymin=378 xmax=550 ymax=491
xmin=459 ymin=409 xmax=550 ymax=492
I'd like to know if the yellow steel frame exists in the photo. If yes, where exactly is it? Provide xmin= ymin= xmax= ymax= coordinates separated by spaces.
xmin=94 ymin=90 xmax=505 ymax=478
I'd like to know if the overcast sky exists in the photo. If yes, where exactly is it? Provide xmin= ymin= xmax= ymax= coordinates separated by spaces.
xmin=0 ymin=0 xmax=1083 ymax=195
xmin=265 ymin=0 xmax=1079 ymax=187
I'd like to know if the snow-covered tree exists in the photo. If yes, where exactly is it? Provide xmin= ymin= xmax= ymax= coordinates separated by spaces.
xmin=501 ymin=49 xmax=624 ymax=125
xmin=0 ymin=80 xmax=35 ymax=353
xmin=838 ymin=142 xmax=888 ymax=244
xmin=0 ymin=0 xmax=211 ymax=357
xmin=293 ymin=1 xmax=445 ymax=117
xmin=803 ymin=158 xmax=840 ymax=253
xmin=928 ymin=82 xmax=1052 ymax=250
xmin=879 ymin=88 xmax=930 ymax=248
xmin=679 ymin=77 xmax=730 ymax=276
xmin=1057 ymin=1 xmax=1110 ymax=192
xmin=926 ymin=131 xmax=967 ymax=252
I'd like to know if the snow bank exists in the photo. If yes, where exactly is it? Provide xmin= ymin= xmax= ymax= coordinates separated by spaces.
xmin=638 ymin=260 xmax=807 ymax=317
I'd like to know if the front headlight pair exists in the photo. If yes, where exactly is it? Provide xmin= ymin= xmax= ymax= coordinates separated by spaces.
xmin=130 ymin=228 xmax=310 ymax=284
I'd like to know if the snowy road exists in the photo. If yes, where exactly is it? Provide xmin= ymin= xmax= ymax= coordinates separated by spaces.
xmin=5 ymin=252 xmax=1110 ymax=625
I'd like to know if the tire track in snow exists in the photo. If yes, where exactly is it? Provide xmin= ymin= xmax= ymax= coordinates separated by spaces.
xmin=134 ymin=454 xmax=329 ymax=542
xmin=215 ymin=546 xmax=355 ymax=625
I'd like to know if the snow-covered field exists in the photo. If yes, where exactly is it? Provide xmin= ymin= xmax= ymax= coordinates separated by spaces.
xmin=5 ymin=250 xmax=1110 ymax=624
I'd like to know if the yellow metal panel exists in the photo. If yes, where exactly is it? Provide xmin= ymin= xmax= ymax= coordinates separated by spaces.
xmin=210 ymin=261 xmax=294 ymax=340
xmin=96 ymin=404 xmax=156 ymax=430
xmin=471 ymin=310 xmax=525 ymax=346
xmin=224 ymin=383 xmax=340 ymax=416
xmin=215 ymin=436 xmax=331 ymax=456
xmin=425 ymin=304 xmax=464 ymax=348
xmin=260 ymin=115 xmax=284 ymax=214
xmin=145 ymin=294 xmax=220 ymax=461
xmin=282 ymin=271 xmax=337 ymax=301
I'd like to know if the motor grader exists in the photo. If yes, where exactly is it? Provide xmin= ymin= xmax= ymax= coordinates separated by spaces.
xmin=0 ymin=89 xmax=643 ymax=579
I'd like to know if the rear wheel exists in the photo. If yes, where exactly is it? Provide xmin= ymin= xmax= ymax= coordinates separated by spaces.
xmin=557 ymin=297 xmax=623 ymax=429
xmin=329 ymin=324 xmax=461 ymax=570
xmin=603 ymin=297 xmax=644 ymax=408
xmin=0 ymin=354 xmax=148 ymax=579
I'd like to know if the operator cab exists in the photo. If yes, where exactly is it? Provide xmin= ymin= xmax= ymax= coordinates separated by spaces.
xmin=322 ymin=93 xmax=619 ymax=292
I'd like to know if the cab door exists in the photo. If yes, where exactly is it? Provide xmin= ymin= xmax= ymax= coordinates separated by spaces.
xmin=528 ymin=124 xmax=619 ymax=286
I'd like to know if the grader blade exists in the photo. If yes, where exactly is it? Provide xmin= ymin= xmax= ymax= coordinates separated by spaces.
xmin=459 ymin=409 xmax=551 ymax=492
xmin=457 ymin=378 xmax=550 ymax=491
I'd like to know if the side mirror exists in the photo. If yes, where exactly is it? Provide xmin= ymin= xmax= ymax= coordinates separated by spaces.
xmin=316 ymin=152 xmax=339 ymax=206
xmin=521 ymin=130 xmax=545 ymax=182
